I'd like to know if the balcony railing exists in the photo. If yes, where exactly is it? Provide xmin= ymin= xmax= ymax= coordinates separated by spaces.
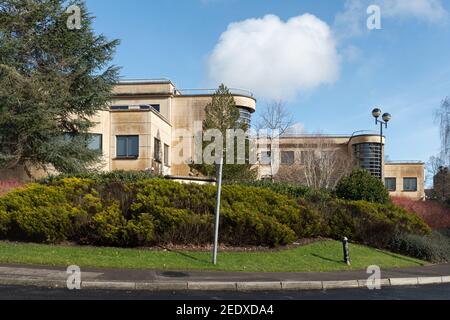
xmin=177 ymin=88 xmax=254 ymax=98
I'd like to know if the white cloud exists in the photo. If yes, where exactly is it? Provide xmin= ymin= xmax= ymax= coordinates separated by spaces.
xmin=381 ymin=0 xmax=448 ymax=21
xmin=334 ymin=0 xmax=448 ymax=39
xmin=207 ymin=14 xmax=340 ymax=100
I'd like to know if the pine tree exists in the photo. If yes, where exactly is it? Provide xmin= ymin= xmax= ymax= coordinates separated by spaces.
xmin=0 ymin=0 xmax=120 ymax=175
xmin=191 ymin=84 xmax=256 ymax=181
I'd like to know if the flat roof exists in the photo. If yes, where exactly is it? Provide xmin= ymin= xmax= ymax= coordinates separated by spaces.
xmin=385 ymin=161 xmax=425 ymax=165
xmin=116 ymin=79 xmax=255 ymax=100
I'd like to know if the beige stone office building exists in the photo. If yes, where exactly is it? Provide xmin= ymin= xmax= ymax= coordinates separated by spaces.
xmin=0 ymin=79 xmax=425 ymax=200
xmin=258 ymin=133 xmax=425 ymax=201
xmin=89 ymin=79 xmax=256 ymax=177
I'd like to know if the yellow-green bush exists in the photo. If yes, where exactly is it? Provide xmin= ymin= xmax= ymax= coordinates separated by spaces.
xmin=0 ymin=177 xmax=432 ymax=249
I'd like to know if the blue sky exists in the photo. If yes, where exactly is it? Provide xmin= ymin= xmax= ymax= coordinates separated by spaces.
xmin=86 ymin=0 xmax=450 ymax=167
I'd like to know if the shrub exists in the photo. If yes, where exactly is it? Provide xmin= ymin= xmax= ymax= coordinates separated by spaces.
xmin=231 ymin=181 xmax=311 ymax=198
xmin=390 ymin=231 xmax=450 ymax=263
xmin=335 ymin=169 xmax=390 ymax=204
xmin=130 ymin=180 xmax=302 ymax=247
xmin=301 ymin=197 xmax=431 ymax=249
xmin=0 ymin=183 xmax=88 ymax=243
xmin=91 ymin=203 xmax=128 ymax=245
xmin=392 ymin=197 xmax=450 ymax=230
xmin=38 ymin=170 xmax=157 ymax=185
xmin=0 ymin=176 xmax=432 ymax=251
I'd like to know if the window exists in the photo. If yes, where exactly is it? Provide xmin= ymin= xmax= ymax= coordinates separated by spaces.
xmin=116 ymin=135 xmax=139 ymax=158
xmin=385 ymin=178 xmax=396 ymax=191
xmin=237 ymin=107 xmax=252 ymax=126
xmin=300 ymin=151 xmax=308 ymax=165
xmin=353 ymin=143 xmax=383 ymax=178
xmin=164 ymin=144 xmax=169 ymax=166
xmin=88 ymin=134 xmax=102 ymax=151
xmin=403 ymin=178 xmax=418 ymax=192
xmin=154 ymin=138 xmax=161 ymax=162
xmin=281 ymin=151 xmax=295 ymax=165
xmin=111 ymin=105 xmax=129 ymax=110
xmin=260 ymin=151 xmax=271 ymax=164
xmin=139 ymin=104 xmax=160 ymax=112
xmin=151 ymin=104 xmax=160 ymax=113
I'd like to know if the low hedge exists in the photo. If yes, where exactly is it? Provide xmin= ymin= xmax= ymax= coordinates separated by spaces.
xmin=390 ymin=230 xmax=450 ymax=263
xmin=0 ymin=177 xmax=431 ymax=250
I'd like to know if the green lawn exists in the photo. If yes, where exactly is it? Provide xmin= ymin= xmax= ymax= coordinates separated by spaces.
xmin=0 ymin=240 xmax=426 ymax=272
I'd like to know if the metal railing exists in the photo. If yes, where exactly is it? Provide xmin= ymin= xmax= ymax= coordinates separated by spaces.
xmin=386 ymin=160 xmax=425 ymax=164
xmin=350 ymin=130 xmax=380 ymax=137
xmin=118 ymin=78 xmax=171 ymax=84
xmin=177 ymin=88 xmax=254 ymax=98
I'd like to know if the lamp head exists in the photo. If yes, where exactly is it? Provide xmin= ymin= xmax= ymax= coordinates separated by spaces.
xmin=372 ymin=108 xmax=382 ymax=119
xmin=382 ymin=113 xmax=392 ymax=123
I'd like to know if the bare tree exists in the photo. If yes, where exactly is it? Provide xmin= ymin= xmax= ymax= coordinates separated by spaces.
xmin=426 ymin=155 xmax=445 ymax=187
xmin=275 ymin=137 xmax=352 ymax=189
xmin=256 ymin=101 xmax=293 ymax=180
xmin=435 ymin=97 xmax=450 ymax=166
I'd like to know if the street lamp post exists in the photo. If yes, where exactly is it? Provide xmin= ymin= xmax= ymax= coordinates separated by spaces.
xmin=372 ymin=108 xmax=392 ymax=181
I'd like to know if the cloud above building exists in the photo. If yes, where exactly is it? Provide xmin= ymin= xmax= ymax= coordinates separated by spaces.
xmin=207 ymin=14 xmax=340 ymax=101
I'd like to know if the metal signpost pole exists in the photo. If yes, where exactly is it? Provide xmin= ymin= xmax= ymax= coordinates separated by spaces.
xmin=212 ymin=157 xmax=223 ymax=265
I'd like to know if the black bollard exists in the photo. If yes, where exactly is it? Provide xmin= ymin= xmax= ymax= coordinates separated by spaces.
xmin=343 ymin=237 xmax=351 ymax=266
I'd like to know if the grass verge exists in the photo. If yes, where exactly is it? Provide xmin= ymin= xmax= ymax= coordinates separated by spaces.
xmin=0 ymin=240 xmax=426 ymax=272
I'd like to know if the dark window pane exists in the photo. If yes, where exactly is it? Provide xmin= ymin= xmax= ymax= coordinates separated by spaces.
xmin=117 ymin=137 xmax=127 ymax=157
xmin=281 ymin=151 xmax=295 ymax=165
xmin=154 ymin=138 xmax=161 ymax=162
xmin=353 ymin=143 xmax=382 ymax=178
xmin=111 ymin=105 xmax=129 ymax=110
xmin=164 ymin=144 xmax=169 ymax=166
xmin=117 ymin=135 xmax=139 ymax=158
xmin=88 ymin=134 xmax=102 ymax=151
xmin=237 ymin=107 xmax=252 ymax=126
xmin=128 ymin=136 xmax=139 ymax=157
xmin=385 ymin=178 xmax=396 ymax=191
xmin=404 ymin=178 xmax=417 ymax=191
xmin=151 ymin=104 xmax=161 ymax=113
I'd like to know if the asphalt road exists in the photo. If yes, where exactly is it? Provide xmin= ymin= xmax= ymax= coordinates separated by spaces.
xmin=0 ymin=284 xmax=449 ymax=300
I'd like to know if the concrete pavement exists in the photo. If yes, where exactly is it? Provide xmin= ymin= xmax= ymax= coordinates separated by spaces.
xmin=0 ymin=263 xmax=449 ymax=291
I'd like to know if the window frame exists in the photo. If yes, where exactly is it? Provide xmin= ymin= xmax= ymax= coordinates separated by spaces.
xmin=403 ymin=177 xmax=418 ymax=192
xmin=154 ymin=138 xmax=162 ymax=163
xmin=111 ymin=105 xmax=129 ymax=110
xmin=116 ymin=135 xmax=139 ymax=159
xmin=87 ymin=133 xmax=103 ymax=152
xmin=385 ymin=177 xmax=397 ymax=192
xmin=164 ymin=144 xmax=170 ymax=166
xmin=281 ymin=151 xmax=295 ymax=165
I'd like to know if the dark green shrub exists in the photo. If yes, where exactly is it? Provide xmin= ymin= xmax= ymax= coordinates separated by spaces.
xmin=130 ymin=180 xmax=301 ymax=247
xmin=302 ymin=197 xmax=431 ymax=249
xmin=38 ymin=170 xmax=157 ymax=185
xmin=0 ymin=176 xmax=432 ymax=251
xmin=231 ymin=181 xmax=311 ymax=198
xmin=220 ymin=206 xmax=296 ymax=246
xmin=390 ymin=232 xmax=450 ymax=263
xmin=335 ymin=169 xmax=390 ymax=204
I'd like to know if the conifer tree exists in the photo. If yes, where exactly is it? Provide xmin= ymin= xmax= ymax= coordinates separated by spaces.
xmin=0 ymin=0 xmax=120 ymax=175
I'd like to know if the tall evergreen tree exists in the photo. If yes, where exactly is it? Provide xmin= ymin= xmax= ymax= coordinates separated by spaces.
xmin=191 ymin=84 xmax=256 ymax=181
xmin=0 ymin=0 xmax=120 ymax=175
